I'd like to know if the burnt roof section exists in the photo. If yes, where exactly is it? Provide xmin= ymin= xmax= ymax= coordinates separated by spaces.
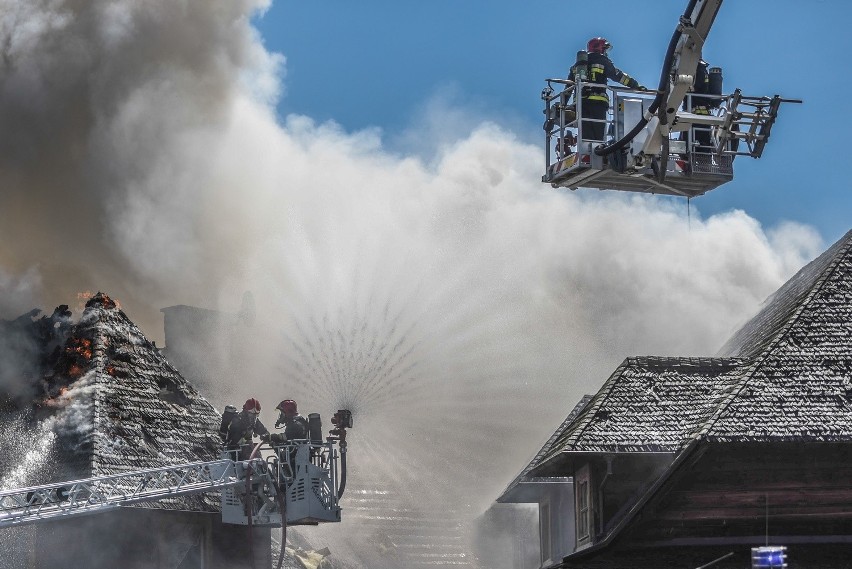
xmin=56 ymin=293 xmax=222 ymax=512
xmin=497 ymin=394 xmax=593 ymax=503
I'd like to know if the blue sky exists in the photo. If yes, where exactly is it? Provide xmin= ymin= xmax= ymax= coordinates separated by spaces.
xmin=255 ymin=0 xmax=849 ymax=244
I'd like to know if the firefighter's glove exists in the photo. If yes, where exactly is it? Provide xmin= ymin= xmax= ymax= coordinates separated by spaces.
xmin=260 ymin=433 xmax=271 ymax=443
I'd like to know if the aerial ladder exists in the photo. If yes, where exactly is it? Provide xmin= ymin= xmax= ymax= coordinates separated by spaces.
xmin=541 ymin=0 xmax=801 ymax=198
xmin=0 ymin=410 xmax=353 ymax=530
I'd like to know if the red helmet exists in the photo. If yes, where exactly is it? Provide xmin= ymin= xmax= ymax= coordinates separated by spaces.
xmin=587 ymin=37 xmax=611 ymax=55
xmin=276 ymin=399 xmax=297 ymax=414
xmin=243 ymin=398 xmax=261 ymax=413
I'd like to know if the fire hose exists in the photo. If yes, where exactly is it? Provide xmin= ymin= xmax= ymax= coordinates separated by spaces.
xmin=247 ymin=440 xmax=288 ymax=569
xmin=274 ymin=478 xmax=287 ymax=569
xmin=337 ymin=440 xmax=347 ymax=500
xmin=246 ymin=441 xmax=264 ymax=569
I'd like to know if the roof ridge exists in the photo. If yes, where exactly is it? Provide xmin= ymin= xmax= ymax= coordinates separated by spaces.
xmin=91 ymin=311 xmax=106 ymax=477
xmin=628 ymin=355 xmax=743 ymax=366
xmin=692 ymin=232 xmax=852 ymax=441
xmin=720 ymin=229 xmax=852 ymax=357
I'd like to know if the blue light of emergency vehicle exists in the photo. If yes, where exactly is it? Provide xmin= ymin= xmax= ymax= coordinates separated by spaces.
xmin=751 ymin=546 xmax=787 ymax=568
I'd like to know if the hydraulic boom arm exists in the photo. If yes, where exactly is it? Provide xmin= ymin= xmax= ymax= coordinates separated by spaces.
xmin=597 ymin=0 xmax=722 ymax=158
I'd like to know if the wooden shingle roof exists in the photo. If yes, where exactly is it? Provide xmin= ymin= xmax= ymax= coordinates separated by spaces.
xmin=704 ymin=229 xmax=852 ymax=441
xmin=524 ymin=229 xmax=852 ymax=474
xmin=55 ymin=293 xmax=223 ymax=512
xmin=538 ymin=357 xmax=743 ymax=462
xmin=720 ymin=230 xmax=852 ymax=358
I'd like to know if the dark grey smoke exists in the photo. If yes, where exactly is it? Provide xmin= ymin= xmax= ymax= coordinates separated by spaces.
xmin=0 ymin=306 xmax=71 ymax=402
xmin=0 ymin=0 xmax=280 ymax=334
xmin=0 ymin=311 xmax=40 ymax=401
xmin=0 ymin=0 xmax=821 ymax=346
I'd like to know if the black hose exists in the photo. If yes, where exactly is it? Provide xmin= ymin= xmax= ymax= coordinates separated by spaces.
xmin=658 ymin=135 xmax=670 ymax=183
xmin=337 ymin=443 xmax=347 ymax=500
xmin=246 ymin=442 xmax=264 ymax=569
xmin=275 ymin=484 xmax=287 ymax=569
xmin=595 ymin=0 xmax=699 ymax=156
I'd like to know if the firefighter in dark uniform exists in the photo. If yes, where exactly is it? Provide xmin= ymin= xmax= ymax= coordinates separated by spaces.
xmin=274 ymin=400 xmax=308 ymax=440
xmin=273 ymin=399 xmax=309 ymax=474
xmin=686 ymin=59 xmax=718 ymax=152
xmin=687 ymin=60 xmax=712 ymax=151
xmin=219 ymin=398 xmax=270 ymax=460
xmin=572 ymin=37 xmax=644 ymax=143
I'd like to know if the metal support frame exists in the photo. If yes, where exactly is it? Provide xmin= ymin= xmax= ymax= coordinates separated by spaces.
xmin=0 ymin=437 xmax=351 ymax=530
xmin=541 ymin=79 xmax=794 ymax=197
xmin=0 ymin=437 xmax=350 ymax=529
xmin=221 ymin=439 xmax=344 ymax=526
xmin=538 ymin=0 xmax=802 ymax=197
xmin=0 ymin=458 xmax=262 ymax=529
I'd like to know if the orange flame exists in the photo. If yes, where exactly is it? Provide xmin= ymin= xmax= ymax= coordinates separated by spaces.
xmin=76 ymin=291 xmax=121 ymax=311
xmin=66 ymin=337 xmax=93 ymax=361
xmin=42 ymin=386 xmax=72 ymax=409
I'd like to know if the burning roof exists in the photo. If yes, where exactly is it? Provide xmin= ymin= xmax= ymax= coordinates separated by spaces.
xmin=1 ymin=292 xmax=222 ymax=512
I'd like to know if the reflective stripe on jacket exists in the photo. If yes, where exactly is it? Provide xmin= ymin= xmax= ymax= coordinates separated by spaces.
xmin=572 ymin=52 xmax=639 ymax=102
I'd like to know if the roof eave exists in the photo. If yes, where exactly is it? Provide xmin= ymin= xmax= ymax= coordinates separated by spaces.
xmin=497 ymin=477 xmax=572 ymax=503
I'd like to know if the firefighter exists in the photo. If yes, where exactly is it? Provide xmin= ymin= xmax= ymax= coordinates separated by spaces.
xmin=274 ymin=399 xmax=308 ymax=441
xmin=273 ymin=400 xmax=309 ymax=475
xmin=686 ymin=59 xmax=719 ymax=152
xmin=572 ymin=37 xmax=644 ymax=143
xmin=221 ymin=398 xmax=270 ymax=460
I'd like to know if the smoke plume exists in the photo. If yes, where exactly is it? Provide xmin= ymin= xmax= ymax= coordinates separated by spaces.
xmin=0 ymin=0 xmax=825 ymax=565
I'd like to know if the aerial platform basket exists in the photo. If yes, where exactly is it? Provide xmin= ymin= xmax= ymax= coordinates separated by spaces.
xmin=220 ymin=439 xmax=344 ymax=527
xmin=542 ymin=80 xmax=792 ymax=198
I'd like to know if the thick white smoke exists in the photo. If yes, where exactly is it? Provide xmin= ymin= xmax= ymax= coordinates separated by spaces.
xmin=0 ymin=0 xmax=824 ymax=565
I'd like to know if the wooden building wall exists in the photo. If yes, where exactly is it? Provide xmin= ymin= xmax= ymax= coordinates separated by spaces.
xmin=559 ymin=443 xmax=852 ymax=568
xmin=626 ymin=443 xmax=852 ymax=545
xmin=32 ymin=508 xmax=271 ymax=569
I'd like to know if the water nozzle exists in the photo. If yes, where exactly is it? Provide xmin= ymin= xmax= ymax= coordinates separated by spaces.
xmin=330 ymin=409 xmax=353 ymax=444
xmin=331 ymin=409 xmax=353 ymax=429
